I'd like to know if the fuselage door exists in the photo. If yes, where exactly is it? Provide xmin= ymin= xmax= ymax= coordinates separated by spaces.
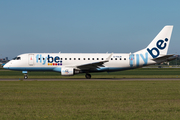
xmin=129 ymin=53 xmax=135 ymax=67
xmin=28 ymin=54 xmax=34 ymax=66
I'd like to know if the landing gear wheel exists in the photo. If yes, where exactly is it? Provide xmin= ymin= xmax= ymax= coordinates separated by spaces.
xmin=24 ymin=74 xmax=28 ymax=79
xmin=85 ymin=74 xmax=91 ymax=79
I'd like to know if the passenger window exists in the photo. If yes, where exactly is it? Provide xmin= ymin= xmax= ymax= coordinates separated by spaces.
xmin=84 ymin=58 xmax=86 ymax=60
xmin=88 ymin=58 xmax=90 ymax=60
xmin=78 ymin=58 xmax=80 ymax=60
xmin=39 ymin=58 xmax=40 ymax=60
xmin=92 ymin=58 xmax=94 ymax=60
xmin=74 ymin=58 xmax=76 ymax=60
xmin=124 ymin=58 xmax=126 ymax=60
xmin=115 ymin=58 xmax=117 ymax=60
xmin=61 ymin=58 xmax=63 ymax=60
xmin=65 ymin=58 xmax=67 ymax=60
xmin=120 ymin=58 xmax=121 ymax=60
xmin=102 ymin=58 xmax=103 ymax=60
xmin=69 ymin=58 xmax=71 ymax=60
xmin=97 ymin=58 xmax=99 ymax=60
xmin=111 ymin=58 xmax=113 ymax=60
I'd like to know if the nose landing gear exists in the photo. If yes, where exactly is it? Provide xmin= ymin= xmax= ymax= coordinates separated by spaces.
xmin=22 ymin=71 xmax=28 ymax=79
xmin=24 ymin=74 xmax=28 ymax=79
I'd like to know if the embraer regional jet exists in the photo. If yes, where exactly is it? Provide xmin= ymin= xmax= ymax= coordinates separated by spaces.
xmin=3 ymin=26 xmax=175 ymax=79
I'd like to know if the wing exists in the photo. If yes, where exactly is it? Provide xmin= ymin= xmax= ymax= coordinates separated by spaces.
xmin=76 ymin=53 xmax=113 ymax=70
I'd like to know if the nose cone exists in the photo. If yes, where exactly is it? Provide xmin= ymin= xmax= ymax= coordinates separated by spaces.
xmin=3 ymin=63 xmax=9 ymax=69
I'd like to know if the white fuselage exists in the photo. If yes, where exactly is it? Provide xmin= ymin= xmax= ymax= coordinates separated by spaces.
xmin=4 ymin=52 xmax=156 ymax=73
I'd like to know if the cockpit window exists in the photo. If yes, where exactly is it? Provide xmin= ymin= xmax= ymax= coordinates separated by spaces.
xmin=17 ymin=57 xmax=21 ymax=60
xmin=13 ymin=57 xmax=21 ymax=60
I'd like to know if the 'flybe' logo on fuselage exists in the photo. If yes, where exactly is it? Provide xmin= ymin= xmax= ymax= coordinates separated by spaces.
xmin=36 ymin=54 xmax=62 ymax=66
xmin=129 ymin=53 xmax=148 ymax=67
xmin=147 ymin=38 xmax=168 ymax=58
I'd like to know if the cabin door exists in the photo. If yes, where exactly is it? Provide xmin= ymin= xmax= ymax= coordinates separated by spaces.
xmin=129 ymin=53 xmax=135 ymax=67
xmin=28 ymin=54 xmax=34 ymax=66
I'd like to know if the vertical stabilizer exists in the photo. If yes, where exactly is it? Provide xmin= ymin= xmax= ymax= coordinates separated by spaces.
xmin=135 ymin=26 xmax=173 ymax=59
xmin=146 ymin=25 xmax=173 ymax=56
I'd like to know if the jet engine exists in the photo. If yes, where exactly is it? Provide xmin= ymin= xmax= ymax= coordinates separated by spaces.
xmin=61 ymin=67 xmax=74 ymax=76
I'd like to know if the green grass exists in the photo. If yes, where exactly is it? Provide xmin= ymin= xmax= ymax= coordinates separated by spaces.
xmin=1 ymin=68 xmax=180 ymax=78
xmin=1 ymin=81 xmax=180 ymax=119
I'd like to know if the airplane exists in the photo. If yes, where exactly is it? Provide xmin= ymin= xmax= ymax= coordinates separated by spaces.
xmin=3 ymin=25 xmax=176 ymax=79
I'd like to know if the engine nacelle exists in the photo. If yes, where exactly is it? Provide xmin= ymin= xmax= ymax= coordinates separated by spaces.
xmin=61 ymin=67 xmax=74 ymax=76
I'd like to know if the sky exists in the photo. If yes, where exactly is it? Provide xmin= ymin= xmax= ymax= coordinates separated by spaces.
xmin=0 ymin=0 xmax=180 ymax=59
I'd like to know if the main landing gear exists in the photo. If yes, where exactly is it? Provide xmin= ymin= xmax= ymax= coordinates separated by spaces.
xmin=85 ymin=73 xmax=91 ymax=79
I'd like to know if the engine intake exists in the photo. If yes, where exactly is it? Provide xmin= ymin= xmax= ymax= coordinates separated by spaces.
xmin=61 ymin=67 xmax=74 ymax=76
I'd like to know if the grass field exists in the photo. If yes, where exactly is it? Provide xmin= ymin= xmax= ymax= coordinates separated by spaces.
xmin=1 ymin=68 xmax=180 ymax=78
xmin=1 ymin=80 xmax=180 ymax=120
xmin=1 ymin=68 xmax=180 ymax=119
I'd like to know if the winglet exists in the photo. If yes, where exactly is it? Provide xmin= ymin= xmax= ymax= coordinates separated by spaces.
xmin=106 ymin=53 xmax=113 ymax=61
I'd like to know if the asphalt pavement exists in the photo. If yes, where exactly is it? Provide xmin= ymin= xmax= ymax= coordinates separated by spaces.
xmin=1 ymin=78 xmax=180 ymax=81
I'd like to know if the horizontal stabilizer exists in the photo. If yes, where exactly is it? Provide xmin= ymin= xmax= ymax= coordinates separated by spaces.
xmin=152 ymin=54 xmax=174 ymax=61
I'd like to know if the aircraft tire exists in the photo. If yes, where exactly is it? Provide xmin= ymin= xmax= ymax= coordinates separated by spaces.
xmin=85 ymin=74 xmax=91 ymax=79
xmin=24 ymin=75 xmax=28 ymax=79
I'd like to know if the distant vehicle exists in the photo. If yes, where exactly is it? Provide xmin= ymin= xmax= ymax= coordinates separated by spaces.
xmin=0 ymin=62 xmax=6 ymax=67
xmin=3 ymin=26 xmax=175 ymax=79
